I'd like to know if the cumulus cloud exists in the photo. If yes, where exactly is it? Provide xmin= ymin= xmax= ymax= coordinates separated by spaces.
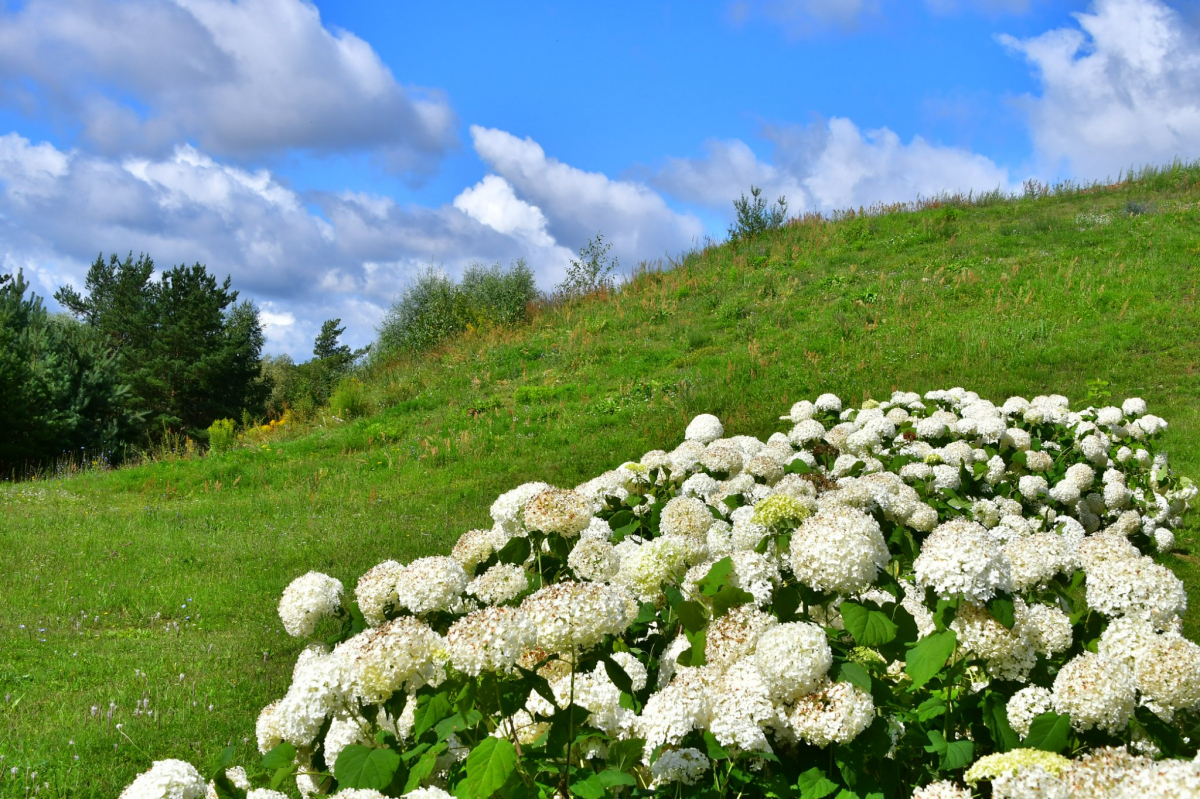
xmin=651 ymin=118 xmax=1012 ymax=216
xmin=470 ymin=126 xmax=706 ymax=268
xmin=999 ymin=0 xmax=1200 ymax=179
xmin=0 ymin=0 xmax=457 ymax=173
xmin=0 ymin=133 xmax=576 ymax=357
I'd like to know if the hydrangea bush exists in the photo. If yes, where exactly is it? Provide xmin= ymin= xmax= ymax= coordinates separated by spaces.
xmin=120 ymin=389 xmax=1200 ymax=799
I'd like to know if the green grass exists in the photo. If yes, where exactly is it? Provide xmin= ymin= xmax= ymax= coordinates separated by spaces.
xmin=5 ymin=164 xmax=1200 ymax=797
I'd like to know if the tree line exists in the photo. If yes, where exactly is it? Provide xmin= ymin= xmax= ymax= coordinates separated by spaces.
xmin=0 ymin=253 xmax=358 ymax=476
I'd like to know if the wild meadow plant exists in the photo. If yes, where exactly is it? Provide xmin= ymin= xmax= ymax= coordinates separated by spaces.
xmin=119 ymin=388 xmax=1200 ymax=798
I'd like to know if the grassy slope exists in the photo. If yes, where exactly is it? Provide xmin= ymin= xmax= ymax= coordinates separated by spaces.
xmin=4 ymin=168 xmax=1200 ymax=797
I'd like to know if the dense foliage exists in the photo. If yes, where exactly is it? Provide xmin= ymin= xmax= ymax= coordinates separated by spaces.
xmin=121 ymin=388 xmax=1200 ymax=798
xmin=55 ymin=253 xmax=268 ymax=437
xmin=0 ymin=271 xmax=141 ymax=475
xmin=377 ymin=261 xmax=538 ymax=357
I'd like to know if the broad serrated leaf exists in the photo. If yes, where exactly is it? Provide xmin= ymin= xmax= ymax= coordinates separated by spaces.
xmin=697 ymin=557 xmax=735 ymax=596
xmin=916 ymin=696 xmax=947 ymax=722
xmin=836 ymin=662 xmax=871 ymax=692
xmin=905 ymin=629 xmax=957 ymax=688
xmin=983 ymin=693 xmax=1021 ymax=752
xmin=703 ymin=730 xmax=729 ymax=761
xmin=988 ymin=596 xmax=1016 ymax=629
xmin=943 ymin=740 xmax=974 ymax=770
xmin=601 ymin=655 xmax=635 ymax=695
xmin=334 ymin=745 xmax=401 ymax=791
xmin=839 ymin=601 xmax=898 ymax=646
xmin=455 ymin=737 xmax=517 ymax=799
xmin=261 ymin=741 xmax=296 ymax=770
xmin=772 ymin=583 xmax=803 ymax=623
xmin=676 ymin=599 xmax=708 ymax=633
xmin=796 ymin=767 xmax=839 ymax=799
xmin=404 ymin=746 xmax=443 ymax=794
xmin=413 ymin=692 xmax=453 ymax=738
xmin=1023 ymin=712 xmax=1072 ymax=753
xmin=606 ymin=738 xmax=645 ymax=772
xmin=712 ymin=585 xmax=755 ymax=618
xmin=497 ymin=535 xmax=532 ymax=565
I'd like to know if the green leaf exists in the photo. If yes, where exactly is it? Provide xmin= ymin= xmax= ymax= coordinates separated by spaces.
xmin=606 ymin=738 xmax=645 ymax=773
xmin=839 ymin=601 xmax=898 ymax=646
xmin=455 ymin=737 xmax=517 ymax=799
xmin=796 ymin=767 xmax=839 ymax=799
xmin=436 ymin=709 xmax=483 ymax=741
xmin=772 ymin=583 xmax=803 ymax=623
xmin=703 ymin=730 xmax=729 ymax=761
xmin=836 ymin=662 xmax=871 ymax=692
xmin=598 ymin=770 xmax=637 ymax=788
xmin=942 ymin=740 xmax=974 ymax=770
xmin=497 ymin=535 xmax=531 ymax=565
xmin=983 ymin=693 xmax=1021 ymax=752
xmin=697 ymin=557 xmax=735 ymax=596
xmin=676 ymin=600 xmax=708 ymax=633
xmin=933 ymin=599 xmax=958 ymax=631
xmin=413 ymin=692 xmax=453 ymax=738
xmin=261 ymin=742 xmax=296 ymax=770
xmin=601 ymin=655 xmax=636 ymax=696
xmin=988 ymin=596 xmax=1016 ymax=629
xmin=403 ymin=746 xmax=444 ymax=793
xmin=334 ymin=745 xmax=402 ymax=791
xmin=569 ymin=774 xmax=606 ymax=799
xmin=1023 ymin=712 xmax=1072 ymax=753
xmin=268 ymin=765 xmax=295 ymax=791
xmin=905 ymin=630 xmax=957 ymax=688
xmin=712 ymin=585 xmax=755 ymax=618
xmin=916 ymin=696 xmax=947 ymax=722
xmin=676 ymin=628 xmax=707 ymax=666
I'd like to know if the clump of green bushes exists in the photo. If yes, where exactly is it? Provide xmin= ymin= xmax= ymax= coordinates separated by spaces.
xmin=375 ymin=259 xmax=538 ymax=356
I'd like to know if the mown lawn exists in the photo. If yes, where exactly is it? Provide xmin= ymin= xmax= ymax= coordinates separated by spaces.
xmin=3 ymin=167 xmax=1200 ymax=797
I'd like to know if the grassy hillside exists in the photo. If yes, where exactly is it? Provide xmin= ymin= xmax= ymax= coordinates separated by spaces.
xmin=4 ymin=166 xmax=1200 ymax=797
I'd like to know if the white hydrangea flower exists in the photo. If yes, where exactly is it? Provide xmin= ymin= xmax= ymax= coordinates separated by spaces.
xmin=1017 ymin=600 xmax=1072 ymax=656
xmin=1133 ymin=632 xmax=1200 ymax=718
xmin=1018 ymin=475 xmax=1049 ymax=501
xmin=660 ymin=496 xmax=715 ymax=539
xmin=1025 ymin=450 xmax=1053 ymax=472
xmin=523 ymin=488 xmax=593 ymax=536
xmin=1085 ymin=553 xmax=1186 ymax=626
xmin=649 ymin=748 xmax=710 ymax=787
xmin=754 ymin=622 xmax=832 ymax=702
xmin=119 ymin=760 xmax=207 ymax=799
xmin=274 ymin=644 xmax=342 ymax=747
xmin=1003 ymin=533 xmax=1071 ymax=590
xmin=450 ymin=529 xmax=494 ymax=572
xmin=520 ymin=581 xmax=634 ymax=651
xmin=702 ymin=443 xmax=744 ymax=475
xmin=1007 ymin=686 xmax=1053 ymax=737
xmin=951 ymin=603 xmax=1036 ymax=681
xmin=490 ymin=481 xmax=552 ymax=535
xmin=911 ymin=780 xmax=972 ymax=799
xmin=1001 ymin=428 xmax=1032 ymax=450
xmin=680 ymin=472 xmax=719 ymax=499
xmin=614 ymin=536 xmax=692 ymax=603
xmin=337 ymin=616 xmax=443 ymax=703
xmin=279 ymin=572 xmax=344 ymax=638
xmin=900 ymin=462 xmax=933 ymax=482
xmin=707 ymin=658 xmax=776 ymax=752
xmin=785 ymin=678 xmax=875 ymax=748
xmin=1051 ymin=652 xmax=1135 ymax=733
xmin=568 ymin=537 xmax=620 ymax=582
xmin=685 ymin=413 xmax=724 ymax=443
xmin=396 ymin=557 xmax=468 ymax=615
xmin=704 ymin=605 xmax=778 ymax=674
xmin=466 ymin=563 xmax=529 ymax=606
xmin=1122 ymin=397 xmax=1148 ymax=417
xmin=1049 ymin=480 xmax=1082 ymax=505
xmin=814 ymin=393 xmax=842 ymax=413
xmin=914 ymin=520 xmax=1011 ymax=603
xmin=446 ymin=606 xmax=536 ymax=676
xmin=745 ymin=452 xmax=786 ymax=484
xmin=636 ymin=666 xmax=717 ymax=749
xmin=789 ymin=507 xmax=889 ymax=595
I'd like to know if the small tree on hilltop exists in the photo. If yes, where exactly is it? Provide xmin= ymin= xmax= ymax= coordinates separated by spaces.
xmin=729 ymin=185 xmax=789 ymax=242
xmin=556 ymin=234 xmax=618 ymax=299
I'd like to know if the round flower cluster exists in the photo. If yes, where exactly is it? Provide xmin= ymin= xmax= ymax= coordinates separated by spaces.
xmin=129 ymin=389 xmax=1200 ymax=799
xmin=278 ymin=571 xmax=343 ymax=638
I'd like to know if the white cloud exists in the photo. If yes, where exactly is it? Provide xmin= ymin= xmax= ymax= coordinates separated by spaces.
xmin=0 ymin=0 xmax=457 ymax=173
xmin=470 ymin=126 xmax=706 ymax=269
xmin=0 ymin=133 xmax=580 ymax=357
xmin=651 ymin=118 xmax=1012 ymax=217
xmin=1000 ymin=0 xmax=1200 ymax=179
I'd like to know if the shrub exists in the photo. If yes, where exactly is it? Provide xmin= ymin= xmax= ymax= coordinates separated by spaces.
xmin=125 ymin=388 xmax=1200 ymax=798
xmin=729 ymin=186 xmax=789 ymax=242
xmin=376 ymin=260 xmax=539 ymax=357
xmin=556 ymin=234 xmax=618 ymax=299
xmin=328 ymin=377 xmax=370 ymax=420
xmin=205 ymin=418 xmax=237 ymax=453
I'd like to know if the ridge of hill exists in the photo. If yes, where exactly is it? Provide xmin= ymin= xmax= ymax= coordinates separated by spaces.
xmin=4 ymin=164 xmax=1200 ymax=797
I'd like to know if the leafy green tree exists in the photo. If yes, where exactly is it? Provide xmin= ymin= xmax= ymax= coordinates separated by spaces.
xmin=556 ymin=234 xmax=618 ymax=299
xmin=56 ymin=254 xmax=268 ymax=437
xmin=728 ymin=186 xmax=789 ymax=242
xmin=1 ymin=271 xmax=141 ymax=474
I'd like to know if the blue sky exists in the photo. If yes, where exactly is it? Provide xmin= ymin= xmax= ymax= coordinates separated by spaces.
xmin=1 ymin=0 xmax=1198 ymax=358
